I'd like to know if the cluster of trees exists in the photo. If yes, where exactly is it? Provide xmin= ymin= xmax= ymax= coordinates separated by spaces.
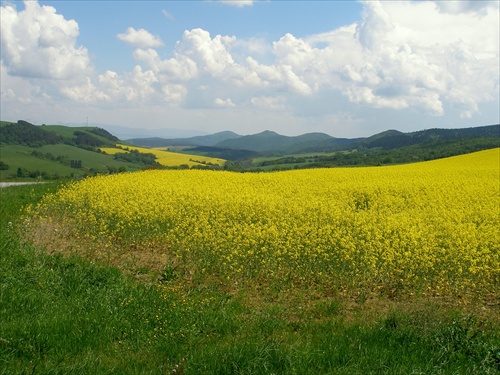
xmin=31 ymin=150 xmax=67 ymax=163
xmin=74 ymin=131 xmax=106 ymax=147
xmin=105 ymin=166 xmax=127 ymax=174
xmin=11 ymin=165 xmax=129 ymax=180
xmin=0 ymin=120 xmax=62 ymax=146
xmin=187 ymin=163 xmax=222 ymax=170
xmin=113 ymin=149 xmax=160 ymax=166
xmin=15 ymin=168 xmax=60 ymax=180
xmin=188 ymin=158 xmax=220 ymax=167
xmin=89 ymin=127 xmax=119 ymax=142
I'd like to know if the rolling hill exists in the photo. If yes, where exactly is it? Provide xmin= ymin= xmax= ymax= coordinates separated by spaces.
xmin=0 ymin=121 xmax=140 ymax=179
xmin=214 ymin=130 xmax=339 ymax=153
xmin=128 ymin=130 xmax=355 ymax=154
xmin=127 ymin=131 xmax=241 ymax=148
xmin=360 ymin=125 xmax=500 ymax=150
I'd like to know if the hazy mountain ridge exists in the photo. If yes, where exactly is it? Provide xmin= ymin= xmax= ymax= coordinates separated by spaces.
xmin=127 ymin=124 xmax=499 ymax=156
xmin=128 ymin=131 xmax=241 ymax=148
xmin=128 ymin=129 xmax=357 ymax=154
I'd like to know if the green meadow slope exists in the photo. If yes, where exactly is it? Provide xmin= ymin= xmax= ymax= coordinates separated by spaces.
xmin=0 ymin=144 xmax=141 ymax=180
xmin=0 ymin=121 xmax=139 ymax=180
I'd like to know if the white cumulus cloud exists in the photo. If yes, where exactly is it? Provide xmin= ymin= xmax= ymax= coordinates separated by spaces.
xmin=219 ymin=0 xmax=255 ymax=8
xmin=117 ymin=27 xmax=164 ymax=48
xmin=0 ymin=1 xmax=91 ymax=80
xmin=176 ymin=29 xmax=236 ymax=76
xmin=214 ymin=97 xmax=236 ymax=107
xmin=251 ymin=96 xmax=286 ymax=110
xmin=273 ymin=0 xmax=499 ymax=118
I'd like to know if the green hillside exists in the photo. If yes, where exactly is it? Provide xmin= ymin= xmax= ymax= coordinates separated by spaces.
xmin=0 ymin=120 xmax=118 ymax=148
xmin=43 ymin=125 xmax=119 ymax=144
xmin=0 ymin=120 xmax=63 ymax=146
xmin=0 ymin=121 xmax=146 ymax=180
xmin=360 ymin=124 xmax=500 ymax=149
xmin=0 ymin=144 xmax=141 ymax=180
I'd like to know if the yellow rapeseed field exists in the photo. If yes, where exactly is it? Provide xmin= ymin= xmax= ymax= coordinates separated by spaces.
xmin=100 ymin=144 xmax=225 ymax=167
xmin=29 ymin=149 xmax=500 ymax=299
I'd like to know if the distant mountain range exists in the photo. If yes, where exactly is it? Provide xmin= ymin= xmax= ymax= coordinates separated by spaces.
xmin=1 ymin=120 xmax=499 ymax=174
xmin=127 ymin=124 xmax=500 ymax=156
xmin=129 ymin=131 xmax=241 ymax=148
xmin=97 ymin=124 xmax=206 ymax=140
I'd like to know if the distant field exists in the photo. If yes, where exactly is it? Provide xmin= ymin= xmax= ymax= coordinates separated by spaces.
xmin=101 ymin=144 xmax=226 ymax=167
xmin=252 ymin=152 xmax=337 ymax=163
xmin=251 ymin=152 xmax=345 ymax=170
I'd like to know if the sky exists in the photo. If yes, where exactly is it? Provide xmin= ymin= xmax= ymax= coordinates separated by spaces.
xmin=1 ymin=0 xmax=499 ymax=139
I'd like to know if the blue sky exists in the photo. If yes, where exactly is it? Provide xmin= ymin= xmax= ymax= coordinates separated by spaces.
xmin=1 ymin=0 xmax=499 ymax=138
xmin=47 ymin=1 xmax=363 ymax=73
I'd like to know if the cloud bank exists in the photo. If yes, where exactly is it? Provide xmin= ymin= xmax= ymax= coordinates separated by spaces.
xmin=1 ymin=0 xmax=498 ymax=134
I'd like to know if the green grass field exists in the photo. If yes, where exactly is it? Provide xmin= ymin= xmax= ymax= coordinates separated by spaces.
xmin=42 ymin=125 xmax=92 ymax=138
xmin=1 ymin=145 xmax=74 ymax=176
xmin=0 ymin=144 xmax=141 ymax=180
xmin=1 ymin=182 xmax=499 ymax=374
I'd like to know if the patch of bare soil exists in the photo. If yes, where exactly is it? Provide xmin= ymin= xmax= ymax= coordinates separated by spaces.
xmin=24 ymin=217 xmax=173 ymax=282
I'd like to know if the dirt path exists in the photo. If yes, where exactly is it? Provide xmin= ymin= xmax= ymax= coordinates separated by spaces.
xmin=0 ymin=182 xmax=50 ymax=188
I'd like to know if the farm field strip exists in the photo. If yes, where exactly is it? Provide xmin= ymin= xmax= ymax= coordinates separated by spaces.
xmin=100 ymin=144 xmax=226 ymax=167
xmin=27 ymin=149 xmax=500 ymax=301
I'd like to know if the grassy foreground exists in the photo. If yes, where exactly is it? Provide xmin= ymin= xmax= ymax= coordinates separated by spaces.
xmin=1 ymin=183 xmax=499 ymax=374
